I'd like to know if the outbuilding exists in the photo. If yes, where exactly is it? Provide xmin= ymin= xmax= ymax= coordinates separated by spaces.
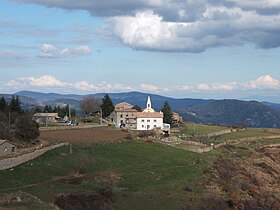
xmin=0 ymin=140 xmax=16 ymax=157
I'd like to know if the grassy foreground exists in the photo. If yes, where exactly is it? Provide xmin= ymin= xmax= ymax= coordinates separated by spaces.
xmin=0 ymin=141 xmax=213 ymax=209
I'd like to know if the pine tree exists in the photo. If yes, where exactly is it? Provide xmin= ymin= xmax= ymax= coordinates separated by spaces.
xmin=100 ymin=94 xmax=114 ymax=117
xmin=161 ymin=101 xmax=173 ymax=125
xmin=9 ymin=95 xmax=22 ymax=114
xmin=0 ymin=97 xmax=7 ymax=112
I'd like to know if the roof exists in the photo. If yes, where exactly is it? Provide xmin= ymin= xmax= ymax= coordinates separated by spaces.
xmin=115 ymin=102 xmax=134 ymax=110
xmin=116 ymin=109 xmax=138 ymax=113
xmin=136 ymin=112 xmax=163 ymax=118
xmin=0 ymin=140 xmax=6 ymax=145
xmin=0 ymin=140 xmax=15 ymax=146
xmin=33 ymin=113 xmax=59 ymax=117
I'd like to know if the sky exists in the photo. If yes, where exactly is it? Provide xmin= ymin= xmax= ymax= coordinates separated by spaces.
xmin=1 ymin=0 xmax=280 ymax=102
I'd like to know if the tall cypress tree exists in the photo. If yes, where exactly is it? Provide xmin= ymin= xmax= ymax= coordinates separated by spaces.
xmin=100 ymin=94 xmax=114 ymax=117
xmin=161 ymin=101 xmax=173 ymax=125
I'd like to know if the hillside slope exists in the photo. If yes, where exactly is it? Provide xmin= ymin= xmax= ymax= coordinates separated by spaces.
xmin=183 ymin=99 xmax=280 ymax=128
xmin=7 ymin=90 xmax=280 ymax=128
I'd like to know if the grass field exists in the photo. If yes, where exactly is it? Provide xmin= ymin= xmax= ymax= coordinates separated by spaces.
xmin=210 ymin=128 xmax=279 ymax=144
xmin=0 ymin=141 xmax=213 ymax=210
xmin=1 ymin=123 xmax=280 ymax=209
xmin=181 ymin=122 xmax=227 ymax=135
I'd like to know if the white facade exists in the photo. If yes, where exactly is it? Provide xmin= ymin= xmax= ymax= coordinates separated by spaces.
xmin=136 ymin=116 xmax=163 ymax=130
xmin=135 ymin=96 xmax=164 ymax=130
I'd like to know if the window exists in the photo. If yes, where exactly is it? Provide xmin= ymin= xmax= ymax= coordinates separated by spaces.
xmin=154 ymin=125 xmax=157 ymax=128
xmin=147 ymin=119 xmax=150 ymax=122
xmin=142 ymin=125 xmax=144 ymax=128
xmin=154 ymin=119 xmax=157 ymax=122
xmin=126 ymin=114 xmax=128 ymax=117
xmin=120 ymin=114 xmax=123 ymax=118
xmin=141 ymin=119 xmax=144 ymax=122
xmin=4 ymin=147 xmax=7 ymax=152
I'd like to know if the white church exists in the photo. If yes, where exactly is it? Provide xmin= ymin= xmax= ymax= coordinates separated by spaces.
xmin=135 ymin=96 xmax=164 ymax=130
xmin=110 ymin=96 xmax=170 ymax=132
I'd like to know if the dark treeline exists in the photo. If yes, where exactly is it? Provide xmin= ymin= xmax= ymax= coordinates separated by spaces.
xmin=0 ymin=96 xmax=39 ymax=142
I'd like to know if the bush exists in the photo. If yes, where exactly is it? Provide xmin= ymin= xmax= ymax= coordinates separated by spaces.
xmin=15 ymin=113 xmax=39 ymax=142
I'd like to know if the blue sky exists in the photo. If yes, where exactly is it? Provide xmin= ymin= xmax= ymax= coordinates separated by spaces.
xmin=1 ymin=0 xmax=280 ymax=102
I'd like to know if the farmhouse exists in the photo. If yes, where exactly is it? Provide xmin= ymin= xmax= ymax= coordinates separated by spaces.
xmin=0 ymin=140 xmax=16 ymax=157
xmin=111 ymin=96 xmax=169 ymax=132
xmin=33 ymin=113 xmax=60 ymax=124
xmin=110 ymin=102 xmax=138 ymax=128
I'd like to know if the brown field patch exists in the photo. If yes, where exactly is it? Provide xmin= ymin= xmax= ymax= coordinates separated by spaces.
xmin=40 ymin=126 xmax=128 ymax=144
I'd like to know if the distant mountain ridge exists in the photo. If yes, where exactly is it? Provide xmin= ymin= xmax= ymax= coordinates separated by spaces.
xmin=1 ymin=90 xmax=280 ymax=128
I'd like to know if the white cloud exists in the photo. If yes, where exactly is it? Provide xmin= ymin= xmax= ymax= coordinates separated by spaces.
xmin=106 ymin=8 xmax=280 ymax=52
xmin=39 ymin=43 xmax=91 ymax=58
xmin=11 ymin=0 xmax=280 ymax=52
xmin=140 ymin=75 xmax=280 ymax=93
xmin=4 ymin=75 xmax=132 ymax=93
xmin=3 ymin=74 xmax=280 ymax=95
xmin=39 ymin=43 xmax=57 ymax=58
xmin=140 ymin=83 xmax=160 ymax=92
xmin=61 ymin=45 xmax=91 ymax=57
xmin=244 ymin=75 xmax=280 ymax=90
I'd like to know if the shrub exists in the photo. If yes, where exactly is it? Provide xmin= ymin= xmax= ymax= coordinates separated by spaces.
xmin=15 ymin=113 xmax=39 ymax=142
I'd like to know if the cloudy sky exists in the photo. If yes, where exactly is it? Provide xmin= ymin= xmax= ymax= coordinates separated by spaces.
xmin=1 ymin=0 xmax=280 ymax=101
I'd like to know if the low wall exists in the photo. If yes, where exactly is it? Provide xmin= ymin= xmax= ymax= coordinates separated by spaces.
xmin=0 ymin=143 xmax=68 ymax=171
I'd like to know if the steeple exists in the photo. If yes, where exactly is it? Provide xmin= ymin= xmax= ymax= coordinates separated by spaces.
xmin=147 ymin=96 xmax=151 ymax=109
xmin=143 ymin=96 xmax=155 ymax=113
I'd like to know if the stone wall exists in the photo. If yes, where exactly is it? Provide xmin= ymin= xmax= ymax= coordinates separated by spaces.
xmin=0 ymin=143 xmax=68 ymax=171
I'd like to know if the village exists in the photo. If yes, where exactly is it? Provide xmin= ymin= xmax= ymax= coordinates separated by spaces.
xmin=0 ymin=96 xmax=181 ymax=158
xmin=0 ymin=95 xmax=280 ymax=209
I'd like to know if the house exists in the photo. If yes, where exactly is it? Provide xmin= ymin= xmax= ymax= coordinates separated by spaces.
xmin=0 ymin=140 xmax=16 ymax=157
xmin=110 ymin=96 xmax=169 ymax=132
xmin=136 ymin=97 xmax=164 ymax=130
xmin=110 ymin=102 xmax=138 ymax=128
xmin=33 ymin=113 xmax=60 ymax=124
xmin=136 ymin=112 xmax=163 ymax=130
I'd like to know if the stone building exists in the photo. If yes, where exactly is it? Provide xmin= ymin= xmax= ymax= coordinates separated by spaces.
xmin=33 ymin=113 xmax=60 ymax=125
xmin=110 ymin=102 xmax=138 ymax=128
xmin=0 ymin=140 xmax=16 ymax=157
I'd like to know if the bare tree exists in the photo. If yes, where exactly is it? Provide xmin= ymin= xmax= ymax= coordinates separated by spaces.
xmin=80 ymin=95 xmax=100 ymax=115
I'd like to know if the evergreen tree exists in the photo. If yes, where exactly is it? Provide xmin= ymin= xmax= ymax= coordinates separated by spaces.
xmin=33 ymin=106 xmax=42 ymax=113
xmin=132 ymin=105 xmax=142 ymax=112
xmin=161 ymin=101 xmax=173 ymax=125
xmin=9 ymin=95 xmax=22 ymax=114
xmin=43 ymin=105 xmax=53 ymax=113
xmin=0 ymin=96 xmax=7 ymax=112
xmin=100 ymin=94 xmax=114 ymax=117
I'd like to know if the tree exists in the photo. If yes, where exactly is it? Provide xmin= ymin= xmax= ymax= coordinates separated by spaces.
xmin=0 ymin=111 xmax=11 ymax=140
xmin=15 ymin=113 xmax=40 ymax=142
xmin=9 ymin=95 xmax=22 ymax=114
xmin=132 ymin=105 xmax=142 ymax=112
xmin=43 ymin=105 xmax=53 ymax=113
xmin=0 ymin=97 xmax=7 ymax=112
xmin=161 ymin=101 xmax=173 ymax=125
xmin=101 ymin=94 xmax=114 ymax=117
xmin=80 ymin=95 xmax=100 ymax=115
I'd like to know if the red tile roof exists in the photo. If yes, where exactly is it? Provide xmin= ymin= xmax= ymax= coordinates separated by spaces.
xmin=136 ymin=112 xmax=163 ymax=118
